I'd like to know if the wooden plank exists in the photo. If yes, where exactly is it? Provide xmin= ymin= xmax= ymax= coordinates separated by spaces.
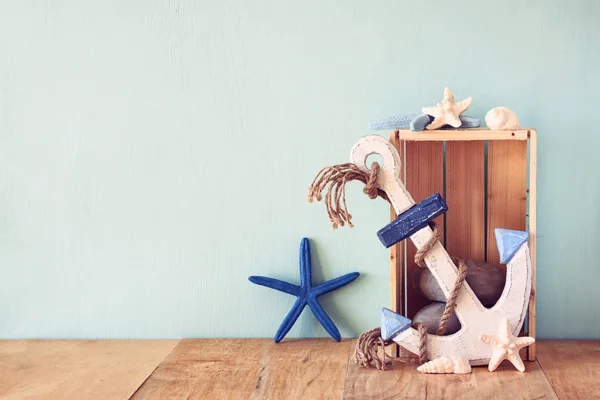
xmin=445 ymin=141 xmax=486 ymax=261
xmin=0 ymin=340 xmax=178 ymax=400
xmin=404 ymin=141 xmax=444 ymax=319
xmin=344 ymin=344 xmax=556 ymax=399
xmin=343 ymin=349 xmax=425 ymax=399
xmin=398 ymin=129 xmax=530 ymax=141
xmin=528 ymin=130 xmax=537 ymax=360
xmin=467 ymin=360 xmax=557 ymax=399
xmin=132 ymin=339 xmax=351 ymax=400
xmin=389 ymin=130 xmax=403 ymax=357
xmin=389 ymin=130 xmax=403 ymax=319
xmin=537 ymin=340 xmax=600 ymax=400
xmin=486 ymin=140 xmax=527 ymax=264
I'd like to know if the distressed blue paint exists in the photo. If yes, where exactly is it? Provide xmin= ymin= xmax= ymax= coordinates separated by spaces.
xmin=409 ymin=113 xmax=434 ymax=131
xmin=248 ymin=238 xmax=360 ymax=342
xmin=369 ymin=113 xmax=480 ymax=131
xmin=377 ymin=193 xmax=448 ymax=248
xmin=495 ymin=229 xmax=529 ymax=264
xmin=380 ymin=308 xmax=412 ymax=340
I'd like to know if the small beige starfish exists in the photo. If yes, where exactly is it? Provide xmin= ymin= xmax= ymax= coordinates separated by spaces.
xmin=480 ymin=317 xmax=535 ymax=372
xmin=422 ymin=88 xmax=472 ymax=130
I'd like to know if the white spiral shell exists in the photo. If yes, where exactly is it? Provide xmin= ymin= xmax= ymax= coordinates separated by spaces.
xmin=417 ymin=356 xmax=472 ymax=374
xmin=485 ymin=107 xmax=520 ymax=130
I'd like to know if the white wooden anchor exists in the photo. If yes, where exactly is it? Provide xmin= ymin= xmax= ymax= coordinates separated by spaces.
xmin=350 ymin=135 xmax=532 ymax=366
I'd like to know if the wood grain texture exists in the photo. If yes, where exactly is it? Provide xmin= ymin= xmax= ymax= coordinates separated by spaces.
xmin=398 ymin=129 xmax=530 ymax=141
xmin=389 ymin=131 xmax=404 ymax=319
xmin=528 ymin=130 xmax=538 ymax=361
xmin=5 ymin=339 xmax=600 ymax=399
xmin=537 ymin=340 xmax=600 ymax=400
xmin=486 ymin=140 xmax=527 ymax=264
xmin=445 ymin=141 xmax=485 ymax=261
xmin=404 ymin=141 xmax=444 ymax=318
xmin=0 ymin=340 xmax=177 ymax=400
xmin=389 ymin=131 xmax=404 ymax=357
xmin=132 ymin=339 xmax=351 ymax=400
xmin=344 ymin=344 xmax=556 ymax=399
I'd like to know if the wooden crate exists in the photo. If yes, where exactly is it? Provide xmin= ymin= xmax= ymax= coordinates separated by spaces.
xmin=389 ymin=128 xmax=537 ymax=360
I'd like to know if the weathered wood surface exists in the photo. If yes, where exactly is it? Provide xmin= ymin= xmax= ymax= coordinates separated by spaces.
xmin=486 ymin=140 xmax=527 ymax=264
xmin=389 ymin=131 xmax=404 ymax=321
xmin=344 ymin=340 xmax=557 ymax=400
xmin=413 ymin=260 xmax=506 ymax=308
xmin=2 ymin=339 xmax=596 ymax=399
xmin=132 ymin=339 xmax=351 ymax=400
xmin=397 ymin=129 xmax=531 ymax=141
xmin=0 ymin=340 xmax=178 ymax=400
xmin=528 ymin=130 xmax=538 ymax=361
xmin=389 ymin=131 xmax=404 ymax=357
xmin=536 ymin=340 xmax=600 ymax=400
xmin=445 ymin=141 xmax=485 ymax=261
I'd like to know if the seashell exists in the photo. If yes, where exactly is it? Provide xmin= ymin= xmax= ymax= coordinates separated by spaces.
xmin=417 ymin=356 xmax=472 ymax=374
xmin=485 ymin=107 xmax=520 ymax=130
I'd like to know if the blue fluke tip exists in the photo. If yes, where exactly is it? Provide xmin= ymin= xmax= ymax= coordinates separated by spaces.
xmin=380 ymin=308 xmax=411 ymax=341
xmin=495 ymin=228 xmax=529 ymax=264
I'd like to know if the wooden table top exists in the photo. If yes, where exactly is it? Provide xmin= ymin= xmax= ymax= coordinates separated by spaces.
xmin=0 ymin=339 xmax=598 ymax=399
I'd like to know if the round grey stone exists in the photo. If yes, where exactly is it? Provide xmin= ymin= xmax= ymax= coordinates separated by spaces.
xmin=413 ymin=302 xmax=461 ymax=335
xmin=413 ymin=260 xmax=506 ymax=308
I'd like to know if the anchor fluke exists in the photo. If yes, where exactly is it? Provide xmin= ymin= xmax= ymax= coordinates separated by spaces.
xmin=495 ymin=229 xmax=529 ymax=264
xmin=380 ymin=308 xmax=412 ymax=340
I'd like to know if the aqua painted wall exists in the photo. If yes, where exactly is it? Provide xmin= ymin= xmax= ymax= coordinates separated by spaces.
xmin=1 ymin=1 xmax=599 ymax=340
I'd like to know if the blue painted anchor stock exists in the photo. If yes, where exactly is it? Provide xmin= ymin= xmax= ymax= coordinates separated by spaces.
xmin=377 ymin=193 xmax=448 ymax=248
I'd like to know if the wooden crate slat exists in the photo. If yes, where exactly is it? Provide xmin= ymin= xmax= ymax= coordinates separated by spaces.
xmin=389 ymin=131 xmax=403 ymax=317
xmin=486 ymin=141 xmax=528 ymax=264
xmin=404 ymin=140 xmax=444 ymax=318
xmin=445 ymin=141 xmax=486 ymax=261
xmin=528 ymin=130 xmax=538 ymax=360
xmin=398 ymin=129 xmax=530 ymax=141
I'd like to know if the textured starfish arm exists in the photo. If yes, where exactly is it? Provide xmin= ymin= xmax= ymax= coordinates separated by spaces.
xmin=248 ymin=276 xmax=302 ymax=296
xmin=312 ymin=272 xmax=360 ymax=297
xmin=500 ymin=317 xmax=512 ymax=337
xmin=444 ymin=87 xmax=454 ymax=103
xmin=424 ymin=118 xmax=446 ymax=130
xmin=274 ymin=298 xmax=307 ymax=343
xmin=446 ymin=114 xmax=462 ymax=127
xmin=455 ymin=97 xmax=472 ymax=114
xmin=307 ymin=297 xmax=341 ymax=341
xmin=515 ymin=337 xmax=536 ymax=347
xmin=421 ymin=106 xmax=438 ymax=117
xmin=480 ymin=335 xmax=500 ymax=347
xmin=487 ymin=351 xmax=505 ymax=372
xmin=299 ymin=238 xmax=312 ymax=287
xmin=508 ymin=353 xmax=526 ymax=372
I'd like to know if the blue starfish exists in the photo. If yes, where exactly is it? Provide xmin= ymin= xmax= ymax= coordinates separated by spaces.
xmin=249 ymin=238 xmax=360 ymax=343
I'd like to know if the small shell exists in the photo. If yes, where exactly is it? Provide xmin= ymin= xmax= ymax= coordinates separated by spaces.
xmin=417 ymin=356 xmax=472 ymax=374
xmin=485 ymin=107 xmax=520 ymax=130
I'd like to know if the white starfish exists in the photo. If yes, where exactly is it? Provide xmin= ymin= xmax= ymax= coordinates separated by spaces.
xmin=422 ymin=88 xmax=472 ymax=130
xmin=480 ymin=317 xmax=535 ymax=372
